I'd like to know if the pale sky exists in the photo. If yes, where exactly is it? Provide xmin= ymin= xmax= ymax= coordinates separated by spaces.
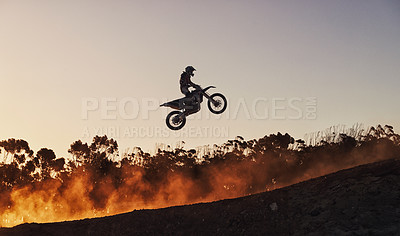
xmin=1 ymin=0 xmax=399 ymax=158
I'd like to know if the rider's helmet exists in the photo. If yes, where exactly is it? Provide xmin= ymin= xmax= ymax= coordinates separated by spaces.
xmin=185 ymin=66 xmax=196 ymax=76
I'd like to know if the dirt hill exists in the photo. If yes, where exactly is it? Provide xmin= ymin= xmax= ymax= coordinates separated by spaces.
xmin=1 ymin=158 xmax=399 ymax=236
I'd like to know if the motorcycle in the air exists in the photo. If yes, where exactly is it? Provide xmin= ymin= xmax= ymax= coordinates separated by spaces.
xmin=160 ymin=85 xmax=227 ymax=130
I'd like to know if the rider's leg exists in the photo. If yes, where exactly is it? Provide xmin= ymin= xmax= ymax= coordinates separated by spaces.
xmin=180 ymin=86 xmax=195 ymax=105
xmin=181 ymin=86 xmax=190 ymax=97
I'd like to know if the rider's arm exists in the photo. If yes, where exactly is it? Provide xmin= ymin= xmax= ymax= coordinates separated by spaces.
xmin=188 ymin=78 xmax=199 ymax=88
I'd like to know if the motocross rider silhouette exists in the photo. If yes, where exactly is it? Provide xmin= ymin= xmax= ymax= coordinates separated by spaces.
xmin=180 ymin=66 xmax=200 ymax=115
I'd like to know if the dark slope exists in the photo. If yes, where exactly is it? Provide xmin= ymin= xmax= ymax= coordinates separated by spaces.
xmin=1 ymin=158 xmax=400 ymax=236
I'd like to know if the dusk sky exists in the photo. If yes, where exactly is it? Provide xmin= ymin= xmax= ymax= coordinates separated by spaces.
xmin=1 ymin=0 xmax=399 ymax=158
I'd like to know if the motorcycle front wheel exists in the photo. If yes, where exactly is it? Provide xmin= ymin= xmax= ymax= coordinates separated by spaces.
xmin=166 ymin=111 xmax=186 ymax=130
xmin=208 ymin=93 xmax=227 ymax=114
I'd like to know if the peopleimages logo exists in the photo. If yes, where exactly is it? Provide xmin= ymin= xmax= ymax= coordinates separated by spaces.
xmin=81 ymin=97 xmax=317 ymax=121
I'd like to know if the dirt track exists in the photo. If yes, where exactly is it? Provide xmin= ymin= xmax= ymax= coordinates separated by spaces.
xmin=1 ymin=158 xmax=399 ymax=236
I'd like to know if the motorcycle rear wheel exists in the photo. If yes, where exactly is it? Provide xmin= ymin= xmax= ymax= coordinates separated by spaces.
xmin=166 ymin=111 xmax=186 ymax=130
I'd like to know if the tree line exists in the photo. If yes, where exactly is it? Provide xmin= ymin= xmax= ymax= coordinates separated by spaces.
xmin=0 ymin=124 xmax=399 ymax=214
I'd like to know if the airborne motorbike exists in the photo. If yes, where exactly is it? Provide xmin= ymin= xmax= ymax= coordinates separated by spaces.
xmin=160 ymin=85 xmax=227 ymax=130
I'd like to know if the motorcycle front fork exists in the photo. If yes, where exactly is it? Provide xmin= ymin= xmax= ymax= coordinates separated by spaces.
xmin=203 ymin=92 xmax=218 ymax=106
